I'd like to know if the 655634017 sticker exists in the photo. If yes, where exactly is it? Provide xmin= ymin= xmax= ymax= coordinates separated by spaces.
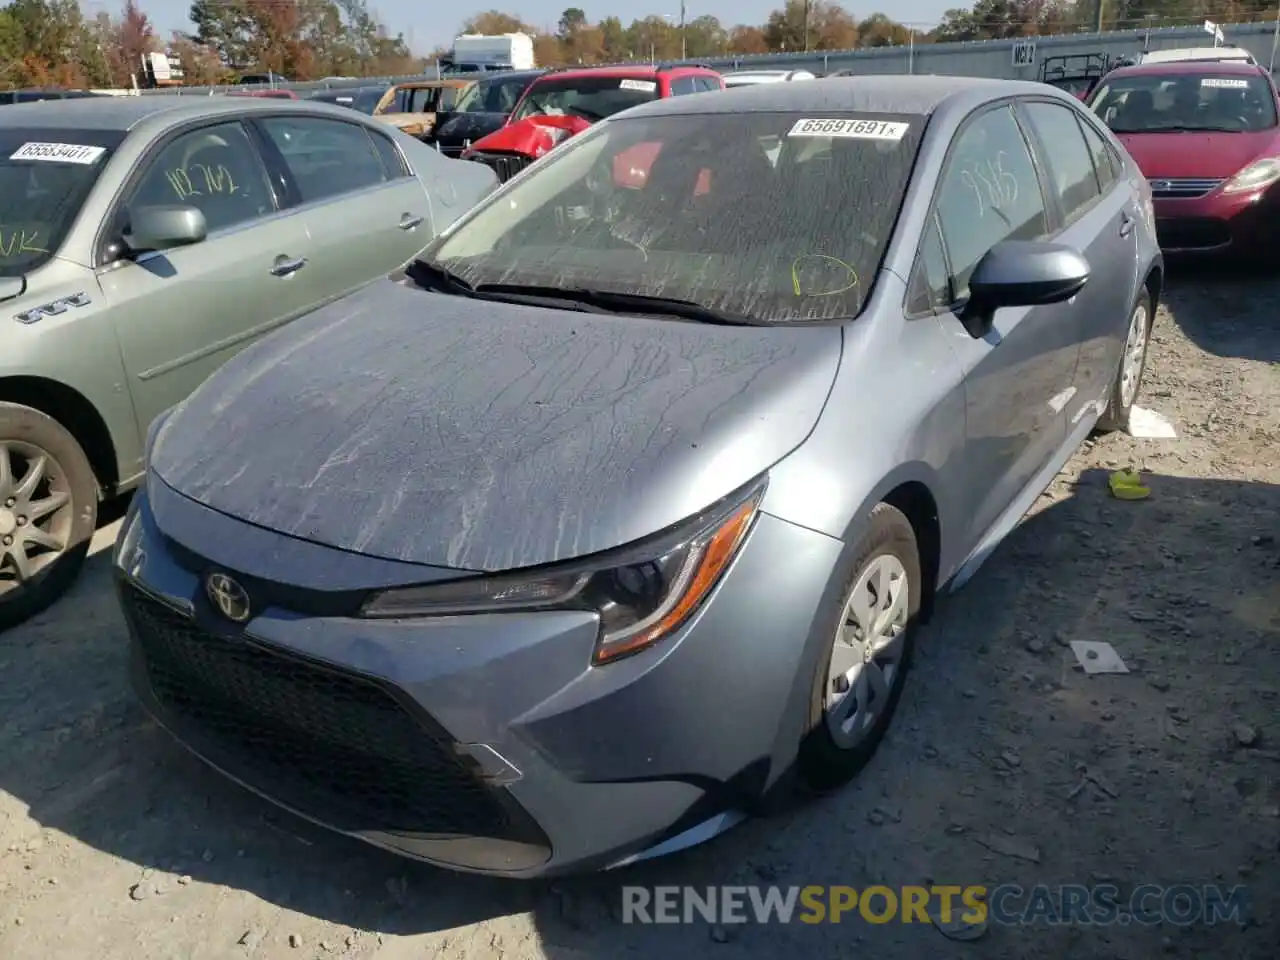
xmin=10 ymin=142 xmax=106 ymax=164
xmin=787 ymin=118 xmax=910 ymax=141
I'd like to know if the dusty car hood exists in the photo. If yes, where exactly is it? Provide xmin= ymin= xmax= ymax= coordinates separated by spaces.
xmin=1115 ymin=129 xmax=1276 ymax=179
xmin=150 ymin=281 xmax=841 ymax=572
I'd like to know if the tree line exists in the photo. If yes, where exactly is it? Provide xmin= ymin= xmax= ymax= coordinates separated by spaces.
xmin=1 ymin=0 xmax=1278 ymax=90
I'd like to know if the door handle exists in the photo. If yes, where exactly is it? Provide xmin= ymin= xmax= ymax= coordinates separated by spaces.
xmin=270 ymin=255 xmax=307 ymax=277
xmin=399 ymin=214 xmax=424 ymax=231
xmin=1119 ymin=212 xmax=1135 ymax=238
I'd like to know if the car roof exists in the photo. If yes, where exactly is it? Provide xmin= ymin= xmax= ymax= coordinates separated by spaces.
xmin=537 ymin=64 xmax=715 ymax=81
xmin=621 ymin=74 xmax=1060 ymax=118
xmin=1141 ymin=46 xmax=1253 ymax=63
xmin=0 ymin=94 xmax=382 ymax=132
xmin=473 ymin=68 xmax=546 ymax=83
xmin=1104 ymin=59 xmax=1266 ymax=80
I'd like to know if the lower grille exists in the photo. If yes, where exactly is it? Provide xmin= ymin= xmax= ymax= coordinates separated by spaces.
xmin=469 ymin=151 xmax=533 ymax=182
xmin=1155 ymin=217 xmax=1230 ymax=250
xmin=123 ymin=583 xmax=519 ymax=841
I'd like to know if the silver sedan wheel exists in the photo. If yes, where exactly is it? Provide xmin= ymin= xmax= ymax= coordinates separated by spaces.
xmin=1119 ymin=300 xmax=1150 ymax=410
xmin=824 ymin=554 xmax=910 ymax=750
xmin=0 ymin=441 xmax=73 ymax=598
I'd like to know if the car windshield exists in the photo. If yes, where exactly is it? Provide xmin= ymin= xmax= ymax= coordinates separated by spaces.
xmin=454 ymin=74 xmax=534 ymax=114
xmin=311 ymin=88 xmax=383 ymax=114
xmin=421 ymin=111 xmax=924 ymax=324
xmin=1091 ymin=72 xmax=1278 ymax=132
xmin=511 ymin=75 xmax=661 ymax=124
xmin=0 ymin=128 xmax=121 ymax=277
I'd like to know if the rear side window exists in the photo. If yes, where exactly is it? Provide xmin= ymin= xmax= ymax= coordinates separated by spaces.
xmin=1078 ymin=117 xmax=1118 ymax=189
xmin=370 ymin=131 xmax=410 ymax=178
xmin=696 ymin=76 xmax=722 ymax=92
xmin=259 ymin=116 xmax=388 ymax=203
xmin=936 ymin=105 xmax=1048 ymax=296
xmin=1020 ymin=101 xmax=1101 ymax=224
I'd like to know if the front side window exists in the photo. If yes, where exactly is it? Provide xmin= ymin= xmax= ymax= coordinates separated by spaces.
xmin=259 ymin=116 xmax=387 ymax=203
xmin=1020 ymin=101 xmax=1102 ymax=223
xmin=125 ymin=122 xmax=275 ymax=240
xmin=511 ymin=75 xmax=661 ymax=124
xmin=423 ymin=111 xmax=925 ymax=324
xmin=455 ymin=75 xmax=536 ymax=114
xmin=0 ymin=128 xmax=123 ymax=274
xmin=906 ymin=214 xmax=950 ymax=314
xmin=670 ymin=77 xmax=697 ymax=96
xmin=1091 ymin=72 xmax=1278 ymax=132
xmin=935 ymin=105 xmax=1048 ymax=297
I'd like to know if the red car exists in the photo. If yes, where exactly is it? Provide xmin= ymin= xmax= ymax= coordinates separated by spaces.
xmin=461 ymin=63 xmax=725 ymax=182
xmin=1089 ymin=59 xmax=1280 ymax=256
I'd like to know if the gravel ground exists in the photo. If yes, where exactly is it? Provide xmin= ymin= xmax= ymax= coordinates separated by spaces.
xmin=1 ymin=268 xmax=1277 ymax=960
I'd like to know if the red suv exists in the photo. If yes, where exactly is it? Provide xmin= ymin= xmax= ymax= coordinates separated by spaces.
xmin=461 ymin=63 xmax=725 ymax=181
xmin=1089 ymin=59 xmax=1280 ymax=255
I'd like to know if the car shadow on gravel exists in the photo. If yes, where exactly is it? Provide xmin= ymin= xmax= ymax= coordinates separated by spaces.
xmin=1160 ymin=260 xmax=1280 ymax=363
xmin=1 ymin=472 xmax=1277 ymax=958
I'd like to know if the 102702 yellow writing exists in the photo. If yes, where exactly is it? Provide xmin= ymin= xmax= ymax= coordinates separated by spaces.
xmin=165 ymin=163 xmax=238 ymax=201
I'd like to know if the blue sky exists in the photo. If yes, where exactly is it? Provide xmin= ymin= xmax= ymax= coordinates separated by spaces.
xmin=122 ymin=0 xmax=955 ymax=55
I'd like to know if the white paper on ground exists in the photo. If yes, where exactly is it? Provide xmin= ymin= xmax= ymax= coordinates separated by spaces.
xmin=1128 ymin=405 xmax=1177 ymax=439
xmin=1070 ymin=640 xmax=1130 ymax=675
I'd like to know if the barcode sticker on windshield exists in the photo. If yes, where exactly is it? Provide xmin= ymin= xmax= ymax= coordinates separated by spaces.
xmin=10 ymin=142 xmax=105 ymax=164
xmin=787 ymin=118 xmax=910 ymax=141
xmin=619 ymin=79 xmax=657 ymax=92
xmin=1201 ymin=77 xmax=1249 ymax=88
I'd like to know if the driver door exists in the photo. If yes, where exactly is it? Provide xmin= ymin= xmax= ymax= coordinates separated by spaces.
xmin=98 ymin=120 xmax=319 ymax=431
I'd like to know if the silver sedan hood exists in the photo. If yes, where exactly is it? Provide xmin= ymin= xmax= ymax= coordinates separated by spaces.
xmin=150 ymin=280 xmax=841 ymax=572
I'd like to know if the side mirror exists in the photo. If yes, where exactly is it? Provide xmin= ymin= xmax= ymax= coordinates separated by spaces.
xmin=958 ymin=240 xmax=1090 ymax=339
xmin=123 ymin=205 xmax=207 ymax=253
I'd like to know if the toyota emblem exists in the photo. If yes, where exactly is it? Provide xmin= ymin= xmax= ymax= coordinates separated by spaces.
xmin=206 ymin=572 xmax=251 ymax=623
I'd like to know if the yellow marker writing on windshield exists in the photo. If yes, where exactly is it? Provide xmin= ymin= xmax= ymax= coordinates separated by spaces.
xmin=791 ymin=254 xmax=859 ymax=297
xmin=0 ymin=229 xmax=48 ymax=258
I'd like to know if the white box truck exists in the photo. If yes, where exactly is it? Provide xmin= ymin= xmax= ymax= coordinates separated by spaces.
xmin=442 ymin=33 xmax=536 ymax=73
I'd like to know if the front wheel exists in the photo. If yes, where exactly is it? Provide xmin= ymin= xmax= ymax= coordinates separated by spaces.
xmin=797 ymin=503 xmax=921 ymax=793
xmin=0 ymin=403 xmax=99 ymax=632
xmin=1098 ymin=289 xmax=1154 ymax=433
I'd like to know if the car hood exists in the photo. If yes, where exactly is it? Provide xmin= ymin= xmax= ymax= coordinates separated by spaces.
xmin=433 ymin=111 xmax=509 ymax=147
xmin=1114 ymin=129 xmax=1276 ymax=179
xmin=150 ymin=280 xmax=841 ymax=572
xmin=469 ymin=115 xmax=593 ymax=158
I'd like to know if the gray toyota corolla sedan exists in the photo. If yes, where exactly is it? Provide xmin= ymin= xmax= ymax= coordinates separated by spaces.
xmin=114 ymin=77 xmax=1162 ymax=877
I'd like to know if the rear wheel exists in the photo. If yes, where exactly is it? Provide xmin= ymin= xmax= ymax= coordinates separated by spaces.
xmin=797 ymin=503 xmax=921 ymax=793
xmin=1098 ymin=289 xmax=1154 ymax=433
xmin=0 ymin=403 xmax=98 ymax=632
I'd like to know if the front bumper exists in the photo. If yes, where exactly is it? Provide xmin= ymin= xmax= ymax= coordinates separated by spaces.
xmin=1152 ymin=184 xmax=1280 ymax=254
xmin=115 ymin=476 xmax=843 ymax=877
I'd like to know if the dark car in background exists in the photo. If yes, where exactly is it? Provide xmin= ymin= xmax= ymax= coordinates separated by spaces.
xmin=307 ymin=85 xmax=388 ymax=115
xmin=0 ymin=89 xmax=106 ymax=105
xmin=428 ymin=68 xmax=546 ymax=158
xmin=1089 ymin=59 xmax=1280 ymax=256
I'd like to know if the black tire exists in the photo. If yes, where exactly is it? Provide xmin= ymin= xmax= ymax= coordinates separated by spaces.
xmin=1097 ymin=288 xmax=1154 ymax=433
xmin=0 ymin=402 xmax=98 ymax=633
xmin=797 ymin=502 xmax=921 ymax=794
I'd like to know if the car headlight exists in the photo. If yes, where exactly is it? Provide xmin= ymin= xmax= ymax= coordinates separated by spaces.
xmin=360 ymin=476 xmax=766 ymax=665
xmin=1221 ymin=157 xmax=1280 ymax=194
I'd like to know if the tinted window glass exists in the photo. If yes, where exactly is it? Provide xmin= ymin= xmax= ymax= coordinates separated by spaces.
xmin=936 ymin=106 xmax=1047 ymax=296
xmin=907 ymin=215 xmax=949 ymax=314
xmin=370 ymin=131 xmax=409 ymax=178
xmin=1091 ymin=72 xmax=1278 ymax=132
xmin=454 ymin=74 xmax=533 ymax=113
xmin=1021 ymin=101 xmax=1100 ymax=223
xmin=310 ymin=88 xmax=384 ymax=114
xmin=1078 ymin=117 xmax=1117 ymax=188
xmin=427 ymin=111 xmax=925 ymax=323
xmin=126 ymin=122 xmax=274 ymax=240
xmin=0 ymin=128 xmax=121 ymax=274
xmin=670 ymin=77 xmax=697 ymax=96
xmin=511 ymin=75 xmax=660 ymax=123
xmin=699 ymin=76 xmax=723 ymax=92
xmin=260 ymin=117 xmax=387 ymax=202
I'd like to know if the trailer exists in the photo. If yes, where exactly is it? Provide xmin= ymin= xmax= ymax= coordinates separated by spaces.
xmin=441 ymin=33 xmax=536 ymax=73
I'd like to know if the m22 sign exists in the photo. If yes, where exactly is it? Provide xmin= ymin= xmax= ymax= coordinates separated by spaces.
xmin=1012 ymin=41 xmax=1036 ymax=68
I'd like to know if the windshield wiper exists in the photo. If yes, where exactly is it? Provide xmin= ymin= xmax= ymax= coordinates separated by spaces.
xmin=405 ymin=259 xmax=476 ymax=295
xmin=475 ymin=284 xmax=767 ymax=325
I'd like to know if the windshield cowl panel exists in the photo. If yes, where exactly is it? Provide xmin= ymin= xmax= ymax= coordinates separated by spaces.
xmin=424 ymin=110 xmax=925 ymax=326
xmin=0 ymin=127 xmax=122 ymax=277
